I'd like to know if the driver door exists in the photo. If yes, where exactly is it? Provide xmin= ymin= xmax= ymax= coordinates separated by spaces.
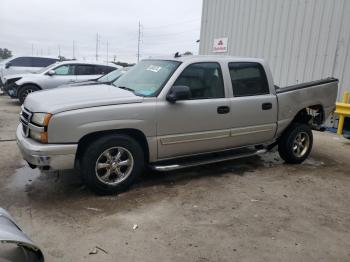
xmin=45 ymin=64 xmax=77 ymax=89
xmin=156 ymin=62 xmax=232 ymax=159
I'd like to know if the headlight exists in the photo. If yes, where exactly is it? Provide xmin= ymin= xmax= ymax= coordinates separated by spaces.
xmin=5 ymin=77 xmax=21 ymax=85
xmin=31 ymin=113 xmax=52 ymax=127
xmin=30 ymin=113 xmax=52 ymax=143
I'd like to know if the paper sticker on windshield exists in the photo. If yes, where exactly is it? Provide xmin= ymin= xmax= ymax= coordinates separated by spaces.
xmin=146 ymin=65 xmax=162 ymax=73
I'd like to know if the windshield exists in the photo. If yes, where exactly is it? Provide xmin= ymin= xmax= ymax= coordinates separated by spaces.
xmin=98 ymin=67 xmax=130 ymax=83
xmin=112 ymin=60 xmax=180 ymax=96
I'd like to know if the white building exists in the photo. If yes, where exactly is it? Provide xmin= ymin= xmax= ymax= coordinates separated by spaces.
xmin=199 ymin=0 xmax=350 ymax=101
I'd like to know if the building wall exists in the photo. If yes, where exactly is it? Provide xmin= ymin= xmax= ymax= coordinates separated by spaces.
xmin=199 ymin=0 xmax=350 ymax=101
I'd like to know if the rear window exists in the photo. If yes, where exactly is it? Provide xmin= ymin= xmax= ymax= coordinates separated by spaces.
xmin=31 ymin=57 xmax=58 ymax=67
xmin=9 ymin=57 xmax=58 ymax=68
xmin=228 ymin=62 xmax=270 ymax=97
xmin=10 ymin=57 xmax=32 ymax=67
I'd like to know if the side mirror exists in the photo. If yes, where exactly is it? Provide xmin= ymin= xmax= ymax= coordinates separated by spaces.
xmin=5 ymin=62 xmax=11 ymax=69
xmin=166 ymin=85 xmax=191 ymax=103
xmin=47 ymin=70 xmax=56 ymax=76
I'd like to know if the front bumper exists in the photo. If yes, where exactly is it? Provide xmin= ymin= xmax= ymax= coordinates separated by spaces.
xmin=16 ymin=124 xmax=78 ymax=170
xmin=0 ymin=207 xmax=44 ymax=261
xmin=3 ymin=82 xmax=19 ymax=98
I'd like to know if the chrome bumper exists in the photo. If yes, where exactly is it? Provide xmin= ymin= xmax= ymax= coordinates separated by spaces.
xmin=16 ymin=124 xmax=77 ymax=170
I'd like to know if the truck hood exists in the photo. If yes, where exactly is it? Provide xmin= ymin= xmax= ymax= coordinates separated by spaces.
xmin=58 ymin=80 xmax=103 ymax=88
xmin=24 ymin=84 xmax=144 ymax=114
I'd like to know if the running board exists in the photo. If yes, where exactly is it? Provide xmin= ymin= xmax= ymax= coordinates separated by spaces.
xmin=150 ymin=149 xmax=267 ymax=171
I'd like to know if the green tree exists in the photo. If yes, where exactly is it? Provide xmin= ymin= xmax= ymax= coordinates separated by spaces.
xmin=0 ymin=48 xmax=12 ymax=59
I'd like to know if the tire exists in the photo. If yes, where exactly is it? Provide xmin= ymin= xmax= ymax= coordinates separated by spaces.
xmin=80 ymin=134 xmax=144 ymax=195
xmin=278 ymin=123 xmax=313 ymax=164
xmin=18 ymin=85 xmax=40 ymax=104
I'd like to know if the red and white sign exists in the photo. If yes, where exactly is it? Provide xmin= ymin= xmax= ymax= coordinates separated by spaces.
xmin=213 ymin=37 xmax=228 ymax=53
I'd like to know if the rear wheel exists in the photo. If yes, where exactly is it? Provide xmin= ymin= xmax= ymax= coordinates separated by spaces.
xmin=80 ymin=134 xmax=144 ymax=195
xmin=18 ymin=85 xmax=40 ymax=104
xmin=278 ymin=123 xmax=313 ymax=164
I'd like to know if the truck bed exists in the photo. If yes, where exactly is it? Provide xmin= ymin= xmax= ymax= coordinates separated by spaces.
xmin=275 ymin=77 xmax=338 ymax=136
xmin=276 ymin=78 xmax=338 ymax=94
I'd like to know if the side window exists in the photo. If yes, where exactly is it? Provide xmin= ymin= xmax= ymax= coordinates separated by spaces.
xmin=103 ymin=66 xmax=116 ymax=74
xmin=32 ymin=58 xmax=58 ymax=67
xmin=10 ymin=57 xmax=32 ymax=67
xmin=54 ymin=65 xmax=74 ymax=75
xmin=173 ymin=62 xmax=225 ymax=99
xmin=94 ymin=65 xmax=115 ymax=75
xmin=228 ymin=62 xmax=269 ymax=97
xmin=75 ymin=65 xmax=96 ymax=75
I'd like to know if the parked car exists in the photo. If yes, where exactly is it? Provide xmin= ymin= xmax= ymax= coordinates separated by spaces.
xmin=58 ymin=66 xmax=132 ymax=88
xmin=0 ymin=56 xmax=58 ymax=87
xmin=3 ymin=61 xmax=119 ymax=103
xmin=16 ymin=56 xmax=338 ymax=195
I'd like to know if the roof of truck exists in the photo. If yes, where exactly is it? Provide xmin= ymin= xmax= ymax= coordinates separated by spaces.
xmin=144 ymin=55 xmax=266 ymax=64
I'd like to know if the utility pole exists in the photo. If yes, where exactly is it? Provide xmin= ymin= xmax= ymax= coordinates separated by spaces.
xmin=106 ymin=40 xmax=109 ymax=64
xmin=31 ymin=44 xmax=34 ymax=56
xmin=58 ymin=45 xmax=61 ymax=57
xmin=137 ymin=21 xmax=141 ymax=62
xmin=96 ymin=33 xmax=99 ymax=61
xmin=73 ymin=40 xmax=75 ymax=59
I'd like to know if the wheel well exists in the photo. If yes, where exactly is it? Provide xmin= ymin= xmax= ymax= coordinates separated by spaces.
xmin=17 ymin=83 xmax=42 ymax=95
xmin=76 ymin=129 xmax=150 ymax=164
xmin=292 ymin=105 xmax=324 ymax=126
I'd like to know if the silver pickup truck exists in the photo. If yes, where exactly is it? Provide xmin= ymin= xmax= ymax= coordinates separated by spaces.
xmin=16 ymin=56 xmax=338 ymax=194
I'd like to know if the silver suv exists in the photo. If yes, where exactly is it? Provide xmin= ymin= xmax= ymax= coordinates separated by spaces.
xmin=3 ymin=61 xmax=118 ymax=103
xmin=0 ymin=56 xmax=58 ymax=87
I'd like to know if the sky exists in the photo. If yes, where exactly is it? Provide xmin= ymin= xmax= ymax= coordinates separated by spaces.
xmin=0 ymin=0 xmax=202 ymax=63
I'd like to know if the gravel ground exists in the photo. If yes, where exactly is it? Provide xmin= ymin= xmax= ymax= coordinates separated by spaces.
xmin=0 ymin=94 xmax=349 ymax=262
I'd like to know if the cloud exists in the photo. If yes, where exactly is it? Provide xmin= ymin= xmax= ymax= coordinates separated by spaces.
xmin=0 ymin=0 xmax=202 ymax=62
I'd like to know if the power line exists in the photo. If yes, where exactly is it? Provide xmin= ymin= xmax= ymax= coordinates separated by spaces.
xmin=142 ymin=28 xmax=200 ymax=38
xmin=143 ymin=18 xmax=200 ymax=30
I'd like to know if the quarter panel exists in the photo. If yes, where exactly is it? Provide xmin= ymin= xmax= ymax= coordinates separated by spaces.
xmin=276 ymin=81 xmax=338 ymax=134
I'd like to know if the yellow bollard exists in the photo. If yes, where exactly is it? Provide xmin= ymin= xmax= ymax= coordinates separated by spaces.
xmin=337 ymin=91 xmax=349 ymax=135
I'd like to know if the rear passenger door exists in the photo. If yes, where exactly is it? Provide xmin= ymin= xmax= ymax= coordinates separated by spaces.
xmin=227 ymin=62 xmax=277 ymax=147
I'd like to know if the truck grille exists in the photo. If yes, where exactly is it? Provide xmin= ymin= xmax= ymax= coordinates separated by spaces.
xmin=20 ymin=107 xmax=32 ymax=137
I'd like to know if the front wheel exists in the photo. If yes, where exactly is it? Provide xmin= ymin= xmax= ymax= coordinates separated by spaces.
xmin=80 ymin=134 xmax=144 ymax=195
xmin=278 ymin=123 xmax=313 ymax=164
xmin=18 ymin=85 xmax=40 ymax=104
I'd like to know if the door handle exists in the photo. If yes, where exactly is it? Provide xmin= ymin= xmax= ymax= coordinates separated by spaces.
xmin=262 ymin=103 xmax=272 ymax=110
xmin=217 ymin=106 xmax=230 ymax=114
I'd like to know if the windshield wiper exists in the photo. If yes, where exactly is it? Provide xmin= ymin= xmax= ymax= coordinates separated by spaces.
xmin=116 ymin=86 xmax=135 ymax=93
xmin=115 ymin=85 xmax=144 ymax=97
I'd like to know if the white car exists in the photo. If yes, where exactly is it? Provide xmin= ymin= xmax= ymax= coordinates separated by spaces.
xmin=3 ymin=60 xmax=119 ymax=103
xmin=0 ymin=56 xmax=58 ymax=86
